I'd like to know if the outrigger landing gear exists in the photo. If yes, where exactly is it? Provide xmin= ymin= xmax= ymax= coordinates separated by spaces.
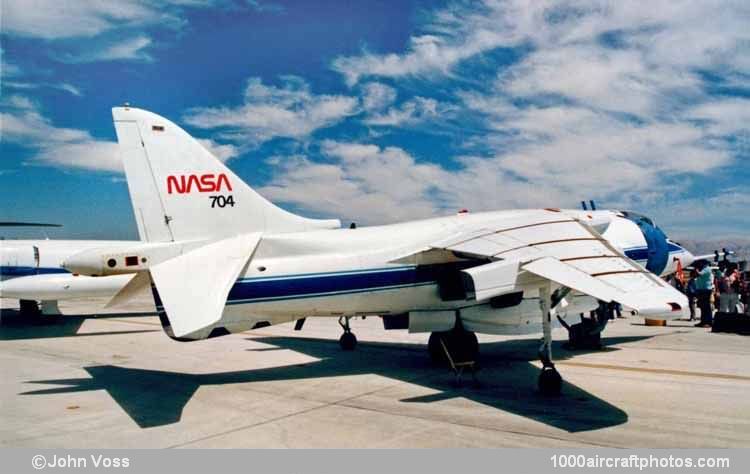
xmin=538 ymin=285 xmax=562 ymax=396
xmin=338 ymin=316 xmax=357 ymax=350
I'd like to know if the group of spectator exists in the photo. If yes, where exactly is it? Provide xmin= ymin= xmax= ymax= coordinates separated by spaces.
xmin=678 ymin=260 xmax=749 ymax=327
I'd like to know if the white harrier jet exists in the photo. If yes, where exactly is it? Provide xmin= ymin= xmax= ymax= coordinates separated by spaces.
xmin=61 ymin=107 xmax=693 ymax=394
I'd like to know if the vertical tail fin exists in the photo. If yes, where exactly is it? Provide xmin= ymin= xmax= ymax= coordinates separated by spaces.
xmin=112 ymin=106 xmax=340 ymax=242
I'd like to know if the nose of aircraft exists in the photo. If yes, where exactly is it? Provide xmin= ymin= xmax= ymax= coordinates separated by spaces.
xmin=674 ymin=246 xmax=696 ymax=271
xmin=622 ymin=212 xmax=670 ymax=275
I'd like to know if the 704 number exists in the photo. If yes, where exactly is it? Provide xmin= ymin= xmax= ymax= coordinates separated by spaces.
xmin=209 ymin=194 xmax=235 ymax=208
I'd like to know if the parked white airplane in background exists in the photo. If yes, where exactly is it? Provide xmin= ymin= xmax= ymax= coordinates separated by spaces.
xmin=0 ymin=232 xmax=134 ymax=315
xmin=47 ymin=106 xmax=696 ymax=394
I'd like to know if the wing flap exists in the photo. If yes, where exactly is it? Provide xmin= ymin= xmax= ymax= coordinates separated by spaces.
xmin=522 ymin=256 xmax=620 ymax=303
xmin=523 ymin=257 xmax=687 ymax=318
xmin=562 ymin=256 xmax=637 ymax=275
xmin=149 ymin=233 xmax=261 ymax=338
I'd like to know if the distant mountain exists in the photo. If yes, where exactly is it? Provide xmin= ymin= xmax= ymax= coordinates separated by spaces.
xmin=677 ymin=238 xmax=750 ymax=262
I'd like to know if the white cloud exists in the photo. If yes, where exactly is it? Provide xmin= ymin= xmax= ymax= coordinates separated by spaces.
xmin=1 ymin=95 xmax=121 ymax=172
xmin=360 ymin=82 xmax=397 ymax=112
xmin=196 ymin=139 xmax=240 ymax=162
xmin=57 ymin=83 xmax=83 ymax=97
xmin=333 ymin=23 xmax=513 ymax=86
xmin=4 ymin=80 xmax=84 ymax=97
xmin=332 ymin=1 xmax=750 ymax=86
xmin=260 ymin=139 xmax=596 ymax=225
xmin=688 ymin=99 xmax=750 ymax=136
xmin=59 ymin=36 xmax=154 ymax=63
xmin=364 ymin=96 xmax=441 ymax=126
xmin=332 ymin=0 xmax=747 ymax=228
xmin=1 ymin=0 xmax=181 ymax=39
xmin=1 ymin=1 xmax=230 ymax=65
xmin=501 ymin=45 xmax=701 ymax=116
xmin=33 ymin=141 xmax=124 ymax=173
xmin=2 ymin=48 xmax=83 ymax=96
xmin=269 ymin=1 xmax=749 ymax=232
xmin=246 ymin=0 xmax=285 ymax=13
xmin=260 ymin=141 xmax=453 ymax=223
xmin=1 ymin=100 xmax=90 ymax=144
xmin=646 ymin=188 xmax=750 ymax=240
xmin=0 ymin=94 xmax=241 ymax=173
xmin=183 ymin=76 xmax=359 ymax=145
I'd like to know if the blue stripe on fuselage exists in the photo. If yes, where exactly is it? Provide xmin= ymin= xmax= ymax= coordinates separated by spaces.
xmin=624 ymin=248 xmax=649 ymax=260
xmin=624 ymin=243 xmax=684 ymax=262
xmin=228 ymin=266 xmax=428 ymax=304
xmin=223 ymin=265 xmax=465 ymax=305
xmin=0 ymin=266 xmax=69 ymax=280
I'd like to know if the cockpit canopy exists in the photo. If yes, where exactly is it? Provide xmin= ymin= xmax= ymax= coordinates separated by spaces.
xmin=619 ymin=210 xmax=669 ymax=275
xmin=619 ymin=211 xmax=657 ymax=229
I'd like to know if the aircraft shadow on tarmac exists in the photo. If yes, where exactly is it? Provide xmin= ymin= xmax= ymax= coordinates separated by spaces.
xmin=19 ymin=333 xmax=662 ymax=433
xmin=0 ymin=309 xmax=158 ymax=341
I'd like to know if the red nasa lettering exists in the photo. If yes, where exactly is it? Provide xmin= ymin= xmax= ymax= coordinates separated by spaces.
xmin=166 ymin=173 xmax=232 ymax=194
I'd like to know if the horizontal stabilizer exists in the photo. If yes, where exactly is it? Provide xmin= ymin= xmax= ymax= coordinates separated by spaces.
xmin=105 ymin=271 xmax=152 ymax=309
xmin=149 ymin=233 xmax=261 ymax=338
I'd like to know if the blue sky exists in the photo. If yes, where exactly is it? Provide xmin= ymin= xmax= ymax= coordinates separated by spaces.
xmin=1 ymin=0 xmax=749 ymax=241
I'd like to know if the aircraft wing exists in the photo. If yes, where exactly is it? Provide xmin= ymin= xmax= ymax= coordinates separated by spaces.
xmin=400 ymin=210 xmax=687 ymax=318
xmin=149 ymin=233 xmax=262 ymax=338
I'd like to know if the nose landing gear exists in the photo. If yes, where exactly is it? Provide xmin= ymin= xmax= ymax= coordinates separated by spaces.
xmin=338 ymin=316 xmax=357 ymax=350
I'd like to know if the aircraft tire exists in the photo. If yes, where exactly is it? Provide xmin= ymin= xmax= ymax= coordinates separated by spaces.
xmin=428 ymin=329 xmax=478 ymax=365
xmin=339 ymin=331 xmax=357 ymax=351
xmin=459 ymin=330 xmax=479 ymax=362
xmin=538 ymin=366 xmax=562 ymax=396
xmin=19 ymin=299 xmax=40 ymax=318
xmin=428 ymin=332 xmax=446 ymax=364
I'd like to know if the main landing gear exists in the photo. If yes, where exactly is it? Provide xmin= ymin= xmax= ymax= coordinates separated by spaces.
xmin=338 ymin=316 xmax=357 ymax=350
xmin=538 ymin=285 xmax=562 ymax=396
xmin=427 ymin=324 xmax=479 ymax=366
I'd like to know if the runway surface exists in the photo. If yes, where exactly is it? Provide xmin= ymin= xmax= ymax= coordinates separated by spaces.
xmin=1 ymin=296 xmax=749 ymax=448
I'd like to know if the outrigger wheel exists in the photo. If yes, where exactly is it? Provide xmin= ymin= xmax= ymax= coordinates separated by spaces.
xmin=538 ymin=365 xmax=562 ymax=396
xmin=338 ymin=316 xmax=357 ymax=350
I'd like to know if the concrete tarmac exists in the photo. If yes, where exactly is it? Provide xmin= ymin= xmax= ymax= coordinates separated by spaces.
xmin=1 ymin=296 xmax=749 ymax=448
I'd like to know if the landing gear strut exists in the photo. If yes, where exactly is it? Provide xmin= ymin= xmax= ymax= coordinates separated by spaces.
xmin=538 ymin=285 xmax=562 ymax=395
xmin=338 ymin=316 xmax=357 ymax=350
